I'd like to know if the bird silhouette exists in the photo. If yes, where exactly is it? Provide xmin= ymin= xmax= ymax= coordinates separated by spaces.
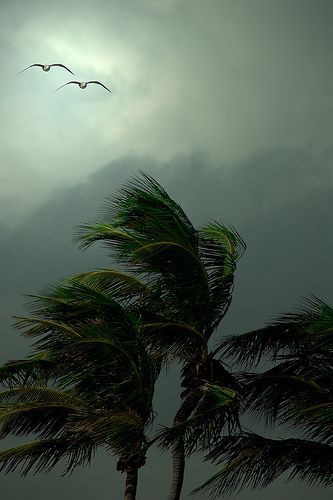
xmin=18 ymin=63 xmax=75 ymax=75
xmin=55 ymin=80 xmax=112 ymax=93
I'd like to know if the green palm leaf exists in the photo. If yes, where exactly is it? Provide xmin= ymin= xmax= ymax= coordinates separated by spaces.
xmin=22 ymin=279 xmax=134 ymax=328
xmin=0 ymin=355 xmax=54 ymax=387
xmin=70 ymin=409 xmax=145 ymax=454
xmin=241 ymin=370 xmax=330 ymax=426
xmin=216 ymin=296 xmax=333 ymax=368
xmin=198 ymin=222 xmax=245 ymax=335
xmin=282 ymin=393 xmax=333 ymax=444
xmin=141 ymin=321 xmax=205 ymax=359
xmin=71 ymin=269 xmax=152 ymax=305
xmin=0 ymin=437 xmax=96 ymax=475
xmin=192 ymin=433 xmax=333 ymax=498
xmin=0 ymin=386 xmax=85 ymax=438
xmin=158 ymin=385 xmax=237 ymax=455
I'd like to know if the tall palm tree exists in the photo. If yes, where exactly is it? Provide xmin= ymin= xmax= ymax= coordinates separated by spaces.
xmin=75 ymin=172 xmax=246 ymax=499
xmin=192 ymin=297 xmax=333 ymax=497
xmin=0 ymin=278 xmax=160 ymax=500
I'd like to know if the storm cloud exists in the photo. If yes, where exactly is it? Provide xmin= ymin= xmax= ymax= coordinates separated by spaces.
xmin=1 ymin=0 xmax=333 ymax=226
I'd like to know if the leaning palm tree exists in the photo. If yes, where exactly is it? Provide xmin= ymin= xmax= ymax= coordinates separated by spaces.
xmin=192 ymin=297 xmax=333 ymax=497
xmin=0 ymin=278 xmax=161 ymax=500
xmin=75 ymin=172 xmax=246 ymax=499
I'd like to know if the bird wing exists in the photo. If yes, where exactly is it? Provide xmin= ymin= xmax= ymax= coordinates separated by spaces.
xmin=54 ymin=81 xmax=80 ymax=92
xmin=87 ymin=81 xmax=112 ymax=93
xmin=18 ymin=64 xmax=44 ymax=74
xmin=50 ymin=64 xmax=75 ymax=76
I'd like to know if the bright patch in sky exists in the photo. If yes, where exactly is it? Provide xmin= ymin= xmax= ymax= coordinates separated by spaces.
xmin=0 ymin=0 xmax=332 ymax=228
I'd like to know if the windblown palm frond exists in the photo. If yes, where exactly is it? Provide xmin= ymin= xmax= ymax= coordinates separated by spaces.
xmin=198 ymin=222 xmax=245 ymax=335
xmin=79 ymin=172 xmax=198 ymax=252
xmin=21 ymin=279 xmax=135 ymax=329
xmin=216 ymin=296 xmax=333 ymax=368
xmin=192 ymin=433 xmax=333 ymax=498
xmin=159 ymin=384 xmax=238 ymax=455
xmin=239 ymin=363 xmax=333 ymax=424
xmin=141 ymin=321 xmax=205 ymax=360
xmin=69 ymin=269 xmax=153 ymax=306
xmin=0 ymin=355 xmax=54 ymax=387
xmin=0 ymin=386 xmax=85 ymax=439
xmin=70 ymin=409 xmax=145 ymax=454
xmin=280 ymin=391 xmax=333 ymax=445
xmin=0 ymin=437 xmax=96 ymax=476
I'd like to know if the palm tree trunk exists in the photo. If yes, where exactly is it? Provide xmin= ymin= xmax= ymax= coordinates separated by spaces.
xmin=168 ymin=389 xmax=203 ymax=500
xmin=168 ymin=436 xmax=185 ymax=500
xmin=124 ymin=466 xmax=138 ymax=500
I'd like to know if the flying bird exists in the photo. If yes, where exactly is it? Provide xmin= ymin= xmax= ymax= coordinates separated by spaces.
xmin=18 ymin=63 xmax=75 ymax=75
xmin=55 ymin=80 xmax=112 ymax=93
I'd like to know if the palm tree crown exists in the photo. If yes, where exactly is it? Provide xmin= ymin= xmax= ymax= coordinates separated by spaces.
xmin=75 ymin=172 xmax=246 ymax=499
xmin=0 ymin=277 xmax=160 ymax=499
xmin=193 ymin=297 xmax=333 ymax=498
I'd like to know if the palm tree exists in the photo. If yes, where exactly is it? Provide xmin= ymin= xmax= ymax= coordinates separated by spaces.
xmin=192 ymin=297 xmax=333 ymax=497
xmin=75 ymin=172 xmax=246 ymax=499
xmin=0 ymin=278 xmax=160 ymax=500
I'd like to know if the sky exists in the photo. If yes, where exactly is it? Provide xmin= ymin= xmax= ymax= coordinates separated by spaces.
xmin=0 ymin=0 xmax=332 ymax=498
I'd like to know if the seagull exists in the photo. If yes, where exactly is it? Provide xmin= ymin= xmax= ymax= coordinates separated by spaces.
xmin=55 ymin=80 xmax=112 ymax=93
xmin=18 ymin=63 xmax=75 ymax=75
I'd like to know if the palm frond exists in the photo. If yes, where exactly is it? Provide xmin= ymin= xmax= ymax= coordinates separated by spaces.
xmin=70 ymin=409 xmax=145 ymax=454
xmin=70 ymin=269 xmax=152 ymax=305
xmin=0 ymin=437 xmax=96 ymax=476
xmin=99 ymin=171 xmax=199 ymax=251
xmin=199 ymin=222 xmax=245 ymax=275
xmin=158 ymin=384 xmax=238 ymax=455
xmin=75 ymin=172 xmax=199 ymax=259
xmin=23 ymin=279 xmax=133 ymax=327
xmin=192 ymin=433 xmax=333 ymax=498
xmin=198 ymin=222 xmax=245 ymax=331
xmin=0 ymin=355 xmax=54 ymax=387
xmin=282 ymin=395 xmax=333 ymax=444
xmin=14 ymin=317 xmax=80 ymax=339
xmin=295 ymin=296 xmax=333 ymax=333
xmin=217 ymin=296 xmax=333 ymax=368
xmin=0 ymin=386 xmax=83 ymax=405
xmin=141 ymin=321 xmax=205 ymax=360
xmin=53 ymin=338 xmax=152 ymax=410
xmin=0 ymin=386 xmax=84 ymax=439
xmin=241 ymin=370 xmax=330 ymax=426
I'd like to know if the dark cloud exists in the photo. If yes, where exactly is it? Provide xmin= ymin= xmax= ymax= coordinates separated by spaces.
xmin=1 ymin=148 xmax=332 ymax=498
xmin=1 ymin=0 xmax=333 ymax=228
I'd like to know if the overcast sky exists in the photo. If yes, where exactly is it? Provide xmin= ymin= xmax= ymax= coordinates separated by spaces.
xmin=1 ymin=0 xmax=333 ymax=499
